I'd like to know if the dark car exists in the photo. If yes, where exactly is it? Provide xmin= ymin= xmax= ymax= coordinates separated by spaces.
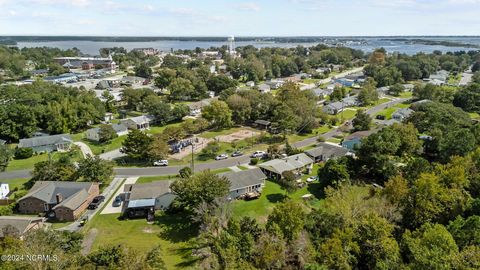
xmin=231 ymin=151 xmax=243 ymax=157
xmin=112 ymin=195 xmax=122 ymax=207
xmin=88 ymin=195 xmax=105 ymax=210
xmin=376 ymin=115 xmax=386 ymax=120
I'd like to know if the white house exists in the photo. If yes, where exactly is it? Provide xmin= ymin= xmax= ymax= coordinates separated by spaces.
xmin=0 ymin=183 xmax=9 ymax=199
xmin=120 ymin=115 xmax=155 ymax=130
xmin=86 ymin=124 xmax=129 ymax=142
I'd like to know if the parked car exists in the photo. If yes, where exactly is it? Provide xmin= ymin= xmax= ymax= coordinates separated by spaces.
xmin=215 ymin=154 xmax=229 ymax=160
xmin=231 ymin=151 xmax=243 ymax=157
xmin=306 ymin=176 xmax=318 ymax=183
xmin=88 ymin=195 xmax=105 ymax=209
xmin=153 ymin=160 xmax=168 ymax=166
xmin=112 ymin=195 xmax=122 ymax=207
xmin=251 ymin=151 xmax=266 ymax=158
xmin=79 ymin=215 xmax=89 ymax=227
xmin=376 ymin=115 xmax=386 ymax=120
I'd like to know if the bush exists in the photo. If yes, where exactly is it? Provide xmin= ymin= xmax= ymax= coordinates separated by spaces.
xmin=250 ymin=158 xmax=259 ymax=165
xmin=317 ymin=136 xmax=326 ymax=142
xmin=14 ymin=148 xmax=33 ymax=159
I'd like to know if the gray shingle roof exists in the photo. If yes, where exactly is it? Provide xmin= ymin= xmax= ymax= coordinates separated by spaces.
xmin=53 ymin=189 xmax=89 ymax=210
xmin=19 ymin=181 xmax=95 ymax=210
xmin=305 ymin=143 xmax=349 ymax=159
xmin=18 ymin=134 xmax=72 ymax=149
xmin=126 ymin=181 xmax=172 ymax=200
xmin=0 ymin=216 xmax=44 ymax=237
xmin=259 ymin=153 xmax=314 ymax=175
xmin=220 ymin=168 xmax=267 ymax=190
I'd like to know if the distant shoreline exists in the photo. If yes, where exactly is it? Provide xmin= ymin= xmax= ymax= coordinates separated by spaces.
xmin=1 ymin=35 xmax=480 ymax=44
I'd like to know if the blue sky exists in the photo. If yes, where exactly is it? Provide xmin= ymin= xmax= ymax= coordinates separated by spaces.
xmin=0 ymin=0 xmax=479 ymax=36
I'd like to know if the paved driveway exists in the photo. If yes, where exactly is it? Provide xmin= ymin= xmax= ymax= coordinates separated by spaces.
xmin=74 ymin=142 xmax=94 ymax=158
xmin=99 ymin=149 xmax=126 ymax=161
xmin=56 ymin=177 xmax=124 ymax=232
xmin=101 ymin=177 xmax=138 ymax=215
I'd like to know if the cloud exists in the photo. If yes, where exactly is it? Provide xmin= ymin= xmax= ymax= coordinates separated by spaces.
xmin=25 ymin=0 xmax=91 ymax=7
xmin=234 ymin=2 xmax=261 ymax=12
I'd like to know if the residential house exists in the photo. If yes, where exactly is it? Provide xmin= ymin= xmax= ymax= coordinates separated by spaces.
xmin=120 ymin=115 xmax=155 ymax=130
xmin=323 ymin=96 xmax=358 ymax=115
xmin=0 ymin=216 xmax=45 ymax=239
xmin=305 ymin=143 xmax=350 ymax=163
xmin=257 ymin=83 xmax=271 ymax=93
xmin=245 ymin=81 xmax=255 ymax=87
xmin=0 ymin=183 xmax=9 ymax=199
xmin=221 ymin=168 xmax=267 ymax=200
xmin=104 ymin=113 xmax=114 ymax=123
xmin=345 ymin=72 xmax=365 ymax=82
xmin=311 ymin=88 xmax=333 ymax=99
xmin=334 ymin=78 xmax=355 ymax=87
xmin=316 ymin=67 xmax=331 ymax=74
xmin=18 ymin=134 xmax=73 ymax=153
xmin=266 ymin=79 xmax=284 ymax=89
xmin=187 ymin=98 xmax=217 ymax=116
xmin=254 ymin=120 xmax=272 ymax=131
xmin=342 ymin=130 xmax=376 ymax=151
xmin=132 ymin=48 xmax=159 ymax=56
xmin=123 ymin=181 xmax=176 ymax=218
xmin=259 ymin=153 xmax=314 ymax=180
xmin=377 ymin=86 xmax=390 ymax=97
xmin=425 ymin=70 xmax=449 ymax=85
xmin=31 ymin=69 xmax=49 ymax=76
xmin=392 ymin=108 xmax=414 ymax=122
xmin=18 ymin=181 xmax=100 ymax=221
xmin=85 ymin=123 xmax=128 ymax=142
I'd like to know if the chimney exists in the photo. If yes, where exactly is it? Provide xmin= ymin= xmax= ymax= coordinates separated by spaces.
xmin=55 ymin=193 xmax=63 ymax=204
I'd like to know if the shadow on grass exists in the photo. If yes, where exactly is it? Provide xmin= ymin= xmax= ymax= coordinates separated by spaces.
xmin=266 ymin=193 xmax=287 ymax=203
xmin=155 ymin=213 xmax=198 ymax=243
xmin=307 ymin=183 xmax=326 ymax=200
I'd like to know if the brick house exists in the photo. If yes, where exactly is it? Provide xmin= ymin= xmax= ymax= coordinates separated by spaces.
xmin=18 ymin=181 xmax=99 ymax=221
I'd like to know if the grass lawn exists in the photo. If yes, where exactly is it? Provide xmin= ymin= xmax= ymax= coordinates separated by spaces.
xmin=470 ymin=112 xmax=480 ymax=120
xmin=399 ymin=92 xmax=413 ymax=98
xmin=86 ymin=212 xmax=198 ymax=269
xmin=2 ymin=178 xmax=29 ymax=198
xmin=287 ymin=126 xmax=332 ymax=144
xmin=232 ymin=165 xmax=324 ymax=223
xmin=303 ymin=78 xmax=320 ymax=84
xmin=6 ymin=150 xmax=82 ymax=171
xmin=237 ymin=165 xmax=249 ymax=170
xmin=83 ymin=136 xmax=126 ymax=155
xmin=374 ymin=102 xmax=412 ymax=120
xmin=199 ymin=126 xmax=255 ymax=139
xmin=147 ymin=122 xmax=183 ymax=135
xmin=339 ymin=109 xmax=358 ymax=121
xmin=137 ymin=175 xmax=178 ymax=184
xmin=327 ymin=138 xmax=342 ymax=144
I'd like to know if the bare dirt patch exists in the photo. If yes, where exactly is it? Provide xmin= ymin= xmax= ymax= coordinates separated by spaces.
xmin=216 ymin=129 xmax=259 ymax=143
xmin=169 ymin=137 xmax=212 ymax=160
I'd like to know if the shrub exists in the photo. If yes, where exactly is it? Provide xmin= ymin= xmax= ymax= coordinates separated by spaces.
xmin=317 ymin=136 xmax=326 ymax=142
xmin=250 ymin=158 xmax=259 ymax=165
xmin=14 ymin=148 xmax=33 ymax=159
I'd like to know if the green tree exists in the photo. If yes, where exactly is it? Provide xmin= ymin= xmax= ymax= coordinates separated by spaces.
xmin=388 ymin=83 xmax=405 ymax=96
xmin=207 ymin=75 xmax=238 ymax=94
xmin=318 ymin=159 xmax=350 ymax=189
xmin=402 ymin=223 xmax=459 ymax=270
xmin=448 ymin=215 xmax=480 ymax=249
xmin=168 ymin=78 xmax=195 ymax=101
xmin=76 ymin=155 xmax=114 ymax=183
xmin=170 ymin=170 xmax=230 ymax=210
xmin=134 ymin=63 xmax=152 ymax=78
xmin=266 ymin=200 xmax=306 ymax=242
xmin=98 ymin=124 xmax=118 ymax=143
xmin=0 ymin=145 xmax=13 ymax=172
xmin=120 ymin=129 xmax=153 ymax=160
xmin=352 ymin=109 xmax=371 ymax=131
xmin=202 ymin=100 xmax=233 ymax=129
xmin=154 ymin=68 xmax=176 ymax=89
xmin=358 ymin=78 xmax=379 ymax=106
xmin=147 ymin=135 xmax=170 ymax=162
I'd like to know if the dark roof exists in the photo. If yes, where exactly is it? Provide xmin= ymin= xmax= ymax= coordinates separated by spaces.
xmin=344 ymin=130 xmax=376 ymax=141
xmin=0 ymin=216 xmax=44 ymax=237
xmin=258 ymin=153 xmax=314 ymax=175
xmin=254 ymin=120 xmax=271 ymax=126
xmin=19 ymin=181 xmax=96 ymax=210
xmin=125 ymin=181 xmax=172 ymax=200
xmin=220 ymin=168 xmax=267 ymax=190
xmin=305 ymin=143 xmax=349 ymax=158
xmin=18 ymin=134 xmax=72 ymax=148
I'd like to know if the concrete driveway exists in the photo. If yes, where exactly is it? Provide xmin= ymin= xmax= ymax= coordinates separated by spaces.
xmin=101 ymin=177 xmax=138 ymax=215
xmin=56 ymin=177 xmax=125 ymax=232
xmin=74 ymin=142 xmax=94 ymax=158
xmin=99 ymin=149 xmax=126 ymax=161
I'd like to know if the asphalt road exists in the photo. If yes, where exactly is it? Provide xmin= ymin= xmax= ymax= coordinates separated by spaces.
xmin=0 ymin=96 xmax=408 ymax=180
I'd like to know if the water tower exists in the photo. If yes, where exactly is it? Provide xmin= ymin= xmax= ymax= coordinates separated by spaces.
xmin=227 ymin=35 xmax=235 ymax=55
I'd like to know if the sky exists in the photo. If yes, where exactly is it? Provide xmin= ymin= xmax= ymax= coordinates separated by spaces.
xmin=0 ymin=0 xmax=479 ymax=36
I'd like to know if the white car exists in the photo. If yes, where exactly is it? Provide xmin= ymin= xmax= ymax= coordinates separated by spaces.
xmin=153 ymin=160 xmax=169 ymax=166
xmin=250 ymin=151 xmax=266 ymax=158
xmin=306 ymin=176 xmax=318 ymax=183
xmin=215 ymin=154 xmax=229 ymax=160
